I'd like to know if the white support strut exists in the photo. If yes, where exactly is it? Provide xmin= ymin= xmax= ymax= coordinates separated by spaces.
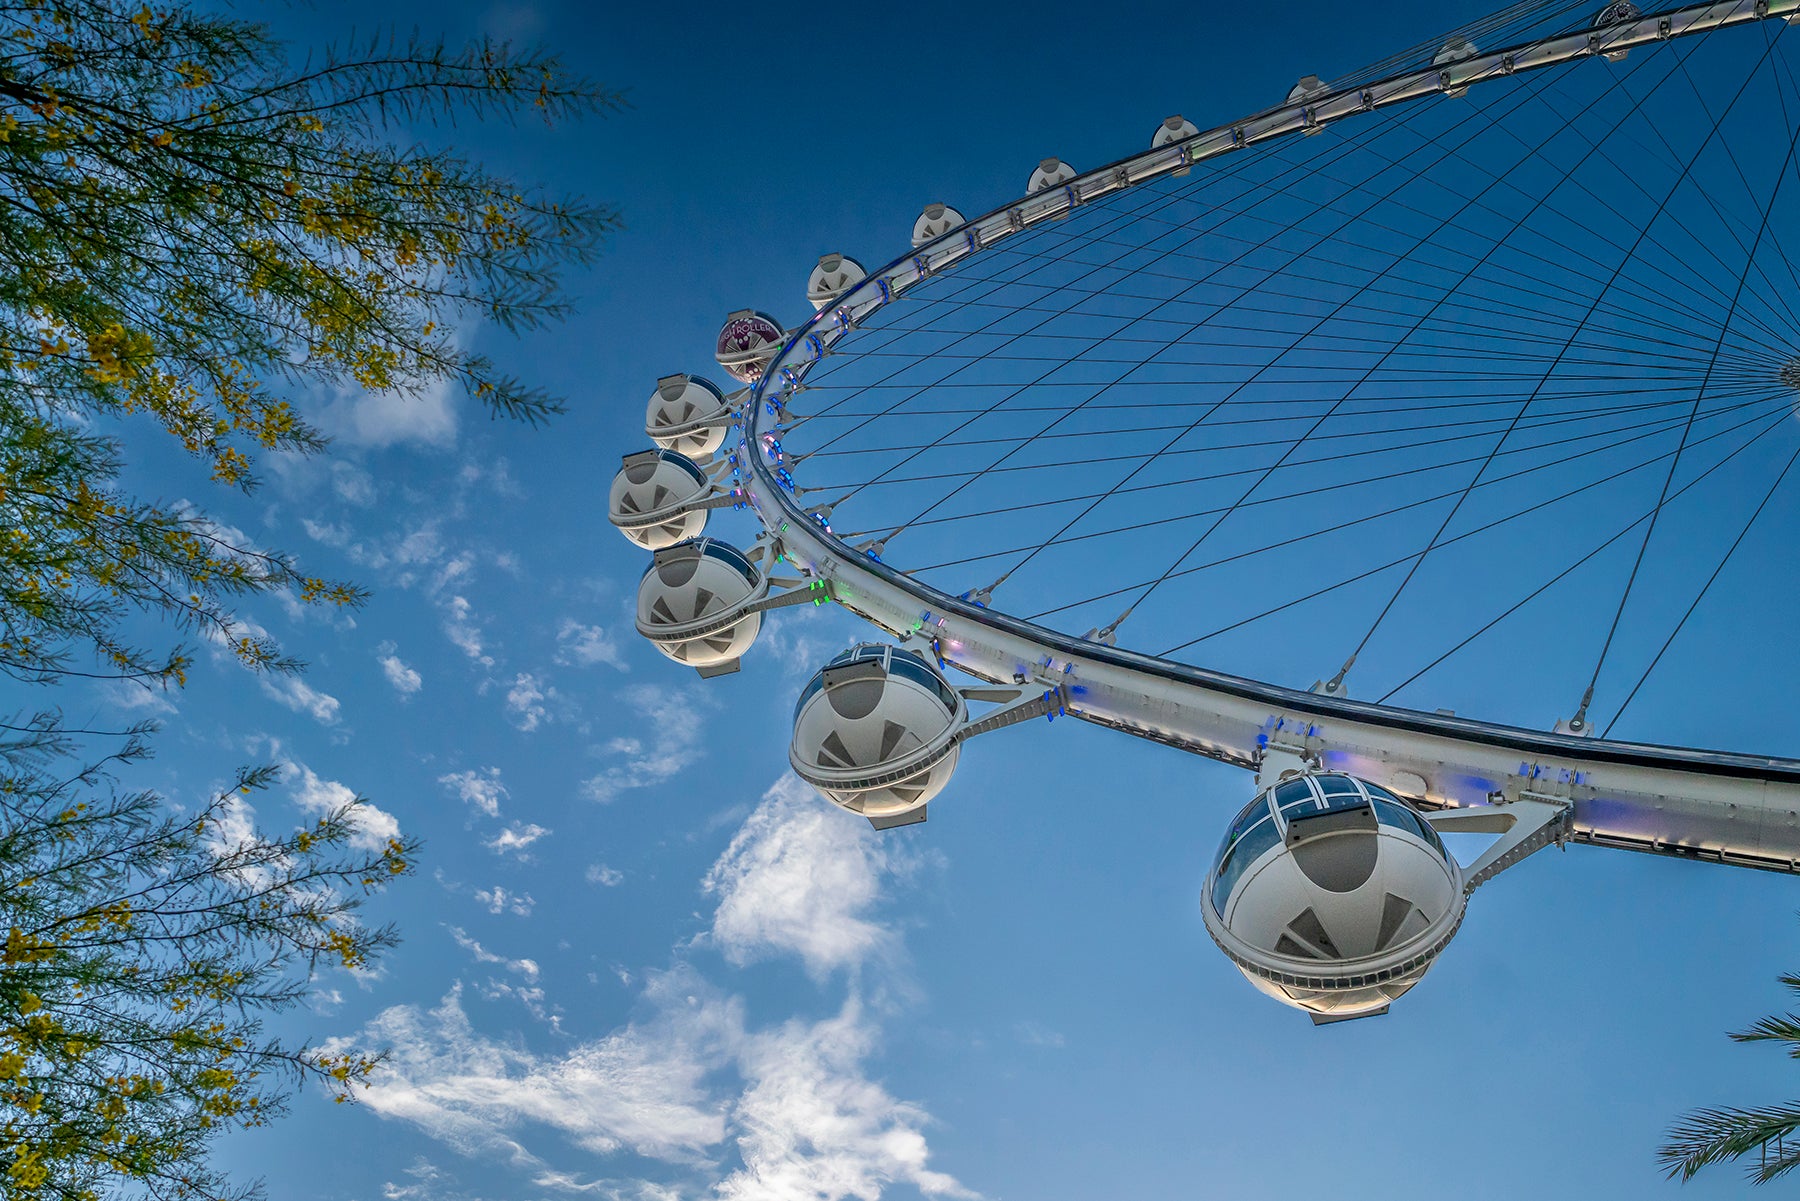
xmin=739 ymin=0 xmax=1800 ymax=874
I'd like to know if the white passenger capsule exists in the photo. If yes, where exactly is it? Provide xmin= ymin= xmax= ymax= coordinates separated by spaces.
xmin=636 ymin=538 xmax=765 ymax=677
xmin=1152 ymin=115 xmax=1200 ymax=175
xmin=1433 ymin=36 xmax=1477 ymax=95
xmin=1027 ymin=157 xmax=1076 ymax=193
xmin=806 ymin=254 xmax=867 ymax=311
xmin=715 ymin=310 xmax=786 ymax=384
xmin=645 ymin=373 xmax=732 ymax=461
xmin=1152 ymin=114 xmax=1199 ymax=147
xmin=1287 ymin=74 xmax=1330 ymax=104
xmin=912 ymin=202 xmax=965 ymax=248
xmin=1592 ymin=1 xmax=1641 ymax=59
xmin=1202 ymin=774 xmax=1464 ymax=1024
xmin=790 ymin=644 xmax=965 ymax=828
xmin=607 ymin=449 xmax=716 ymax=550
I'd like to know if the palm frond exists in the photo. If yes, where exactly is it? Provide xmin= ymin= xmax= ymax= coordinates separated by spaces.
xmin=1659 ymin=1103 xmax=1800 ymax=1183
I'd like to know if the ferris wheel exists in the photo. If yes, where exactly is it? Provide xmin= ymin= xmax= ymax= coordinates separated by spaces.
xmin=610 ymin=0 xmax=1800 ymax=1024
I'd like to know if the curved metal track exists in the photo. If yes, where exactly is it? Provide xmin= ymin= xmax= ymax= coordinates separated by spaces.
xmin=739 ymin=0 xmax=1800 ymax=872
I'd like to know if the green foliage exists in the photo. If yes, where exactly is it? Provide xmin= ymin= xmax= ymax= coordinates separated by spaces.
xmin=0 ymin=1 xmax=616 ymax=1197
xmin=1660 ymin=970 xmax=1800 ymax=1183
xmin=0 ymin=714 xmax=418 ymax=1199
xmin=0 ymin=0 xmax=620 ymax=686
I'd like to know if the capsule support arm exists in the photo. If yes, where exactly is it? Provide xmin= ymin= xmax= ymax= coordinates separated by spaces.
xmin=1426 ymin=799 xmax=1572 ymax=893
xmin=955 ymin=684 xmax=1069 ymax=742
xmin=746 ymin=578 xmax=834 ymax=614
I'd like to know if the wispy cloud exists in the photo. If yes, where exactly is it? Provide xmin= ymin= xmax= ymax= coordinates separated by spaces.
xmin=290 ymin=762 xmax=400 ymax=852
xmin=443 ymin=596 xmax=494 ymax=667
xmin=260 ymin=675 xmax=342 ymax=727
xmin=703 ymin=775 xmax=897 ymax=980
xmin=720 ymin=996 xmax=972 ymax=1200
xmin=439 ymin=769 xmax=508 ymax=819
xmin=379 ymin=642 xmax=424 ymax=698
xmin=505 ymin=673 xmax=555 ymax=732
xmin=473 ymin=886 xmax=534 ymax=917
xmin=96 ymin=678 xmax=178 ymax=716
xmin=338 ymin=773 xmax=969 ymax=1200
xmin=583 ymin=685 xmax=706 ymax=803
xmin=342 ymin=972 xmax=733 ymax=1163
xmin=333 ymin=462 xmax=377 ymax=506
xmin=1014 ymin=1021 xmax=1066 ymax=1050
xmin=555 ymin=620 xmax=628 ymax=671
xmin=487 ymin=823 xmax=550 ymax=857
xmin=315 ymin=372 xmax=459 ymax=450
xmin=450 ymin=927 xmax=540 ymax=982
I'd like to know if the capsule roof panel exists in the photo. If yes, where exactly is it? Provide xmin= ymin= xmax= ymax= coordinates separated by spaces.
xmin=1209 ymin=773 xmax=1451 ymax=916
xmin=799 ymin=644 xmax=958 ymax=721
xmin=619 ymin=447 xmax=708 ymax=487
xmin=640 ymin=537 xmax=759 ymax=584
xmin=646 ymin=373 xmax=729 ymax=427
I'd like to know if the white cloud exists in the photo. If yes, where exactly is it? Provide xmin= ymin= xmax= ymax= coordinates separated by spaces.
xmin=450 ymin=928 xmax=540 ymax=982
xmin=444 ymin=595 xmax=494 ymax=667
xmin=337 ymin=774 xmax=968 ymax=1200
xmin=488 ymin=823 xmax=550 ymax=857
xmin=290 ymin=762 xmax=401 ymax=853
xmin=302 ymin=518 xmax=351 ymax=547
xmin=97 ymin=678 xmax=178 ymax=716
xmin=719 ymin=999 xmax=973 ymax=1200
xmin=583 ymin=685 xmax=706 ymax=803
xmin=506 ymin=673 xmax=554 ymax=732
xmin=704 ymin=776 xmax=896 ymax=980
xmin=585 ymin=864 xmax=624 ymax=888
xmin=434 ymin=552 xmax=476 ymax=594
xmin=261 ymin=675 xmax=342 ymax=726
xmin=439 ymin=768 xmax=508 ymax=819
xmin=343 ymin=972 xmax=734 ymax=1163
xmin=474 ymin=886 xmax=535 ymax=917
xmin=755 ymin=605 xmax=861 ymax=681
xmin=379 ymin=1158 xmax=450 ymax=1201
xmin=556 ymin=621 xmax=628 ymax=671
xmin=332 ymin=462 xmax=377 ymax=506
xmin=205 ymin=792 xmax=262 ymax=863
xmin=379 ymin=642 xmax=423 ymax=697
xmin=1014 ymin=1021 xmax=1066 ymax=1049
xmin=317 ymin=375 xmax=459 ymax=449
xmin=347 ymin=980 xmax=967 ymax=1200
xmin=203 ymin=792 xmax=286 ymax=891
xmin=459 ymin=456 xmax=522 ymax=498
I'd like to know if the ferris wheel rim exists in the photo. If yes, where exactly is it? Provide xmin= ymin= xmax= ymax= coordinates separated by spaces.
xmin=732 ymin=0 xmax=1800 ymax=867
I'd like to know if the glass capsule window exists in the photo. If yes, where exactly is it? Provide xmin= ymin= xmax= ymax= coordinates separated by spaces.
xmin=799 ymin=645 xmax=958 ymax=720
xmin=827 ymin=644 xmax=886 ymax=668
xmin=1212 ymin=814 xmax=1283 ymax=912
xmin=1273 ymin=778 xmax=1315 ymax=814
xmin=658 ymin=449 xmax=706 ymax=484
xmin=886 ymin=654 xmax=958 ymax=714
xmin=793 ymin=673 xmax=827 ymax=721
xmin=1224 ymin=793 xmax=1273 ymax=846
xmin=1367 ymin=787 xmax=1446 ymax=854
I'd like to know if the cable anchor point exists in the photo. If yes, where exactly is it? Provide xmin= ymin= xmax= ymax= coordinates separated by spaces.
xmin=1556 ymin=685 xmax=1597 ymax=737
xmin=1312 ymin=655 xmax=1356 ymax=698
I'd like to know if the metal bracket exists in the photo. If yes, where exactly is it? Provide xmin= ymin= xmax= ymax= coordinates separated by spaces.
xmin=956 ymin=684 xmax=1070 ymax=742
xmin=747 ymin=578 xmax=833 ymax=614
xmin=1427 ymin=797 xmax=1572 ymax=892
xmin=1255 ymin=716 xmax=1325 ymax=788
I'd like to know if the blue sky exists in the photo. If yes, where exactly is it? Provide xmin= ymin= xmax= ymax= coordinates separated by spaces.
xmin=42 ymin=0 xmax=1800 ymax=1198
